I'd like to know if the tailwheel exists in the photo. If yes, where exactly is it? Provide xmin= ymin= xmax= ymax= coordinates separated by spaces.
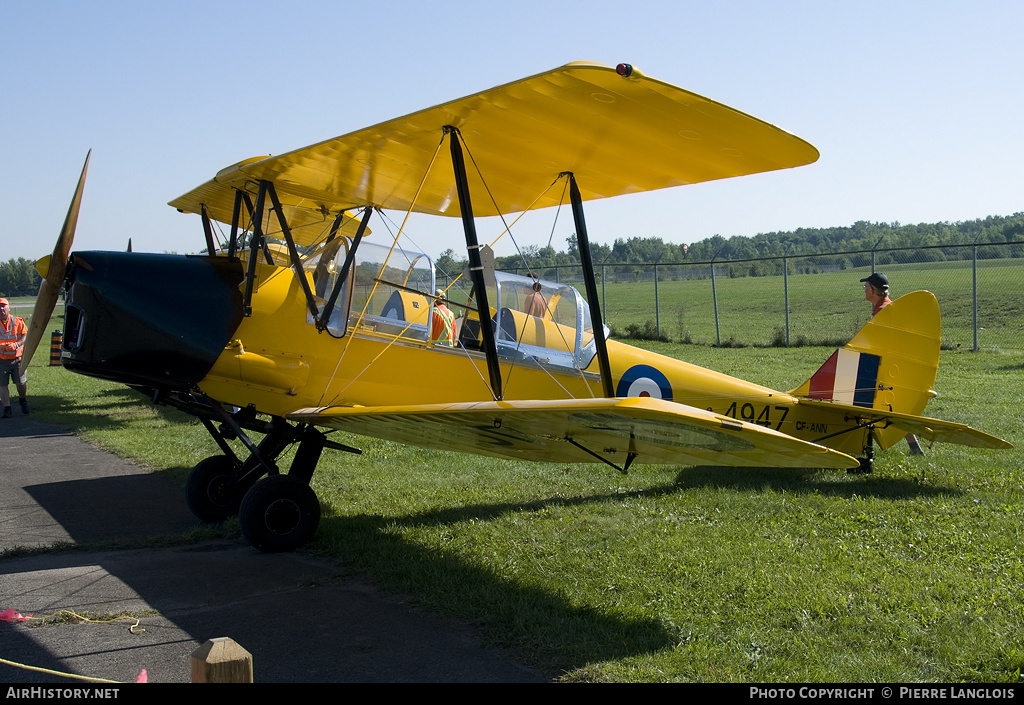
xmin=239 ymin=474 xmax=321 ymax=553
xmin=848 ymin=427 xmax=875 ymax=475
xmin=186 ymin=455 xmax=245 ymax=522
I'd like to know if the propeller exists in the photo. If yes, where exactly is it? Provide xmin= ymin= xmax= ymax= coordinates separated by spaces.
xmin=21 ymin=151 xmax=90 ymax=370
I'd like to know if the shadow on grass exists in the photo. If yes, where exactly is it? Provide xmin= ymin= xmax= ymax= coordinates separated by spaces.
xmin=26 ymin=389 xmax=200 ymax=436
xmin=672 ymin=464 xmax=965 ymax=500
xmin=308 ymin=462 xmax=962 ymax=677
xmin=315 ymin=497 xmax=680 ymax=676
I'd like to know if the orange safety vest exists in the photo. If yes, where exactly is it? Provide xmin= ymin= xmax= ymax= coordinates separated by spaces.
xmin=431 ymin=304 xmax=455 ymax=345
xmin=0 ymin=315 xmax=27 ymax=360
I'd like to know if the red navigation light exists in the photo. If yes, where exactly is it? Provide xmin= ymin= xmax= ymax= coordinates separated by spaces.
xmin=616 ymin=63 xmax=633 ymax=77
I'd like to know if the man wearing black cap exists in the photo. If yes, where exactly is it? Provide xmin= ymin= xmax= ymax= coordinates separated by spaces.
xmin=859 ymin=272 xmax=924 ymax=455
xmin=861 ymin=272 xmax=891 ymax=317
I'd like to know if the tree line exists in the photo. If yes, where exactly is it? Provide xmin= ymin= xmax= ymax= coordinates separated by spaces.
xmin=5 ymin=212 xmax=1022 ymax=296
xmin=0 ymin=258 xmax=42 ymax=298
xmin=435 ymin=212 xmax=1024 ymax=279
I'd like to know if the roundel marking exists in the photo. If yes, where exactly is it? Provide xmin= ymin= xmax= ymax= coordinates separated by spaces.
xmin=616 ymin=365 xmax=673 ymax=401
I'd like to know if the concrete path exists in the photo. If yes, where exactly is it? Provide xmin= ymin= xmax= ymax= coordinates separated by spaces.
xmin=0 ymin=416 xmax=544 ymax=683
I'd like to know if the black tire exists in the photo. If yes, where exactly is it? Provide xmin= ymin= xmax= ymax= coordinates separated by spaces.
xmin=239 ymin=475 xmax=321 ymax=553
xmin=185 ymin=455 xmax=243 ymax=523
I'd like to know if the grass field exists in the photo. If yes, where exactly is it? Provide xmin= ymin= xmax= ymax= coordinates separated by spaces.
xmin=597 ymin=258 xmax=1024 ymax=351
xmin=11 ymin=313 xmax=1024 ymax=682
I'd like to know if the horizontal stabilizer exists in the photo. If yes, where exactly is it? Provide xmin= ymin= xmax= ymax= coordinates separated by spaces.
xmin=796 ymin=398 xmax=1012 ymax=450
xmin=289 ymin=397 xmax=860 ymax=470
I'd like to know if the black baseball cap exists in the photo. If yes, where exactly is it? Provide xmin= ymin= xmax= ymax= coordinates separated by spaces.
xmin=860 ymin=272 xmax=889 ymax=289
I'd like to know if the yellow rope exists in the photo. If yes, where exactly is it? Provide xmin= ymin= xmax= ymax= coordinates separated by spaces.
xmin=3 ymin=608 xmax=144 ymax=632
xmin=1 ymin=608 xmax=146 ymax=682
xmin=0 ymin=656 xmax=122 ymax=683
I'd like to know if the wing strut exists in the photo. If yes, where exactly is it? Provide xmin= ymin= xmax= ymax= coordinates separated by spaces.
xmin=264 ymin=180 xmax=321 ymax=321
xmin=447 ymin=126 xmax=503 ymax=400
xmin=242 ymin=184 xmax=268 ymax=316
xmin=200 ymin=205 xmax=217 ymax=255
xmin=564 ymin=437 xmax=637 ymax=475
xmin=567 ymin=173 xmax=615 ymax=397
xmin=228 ymin=190 xmax=243 ymax=258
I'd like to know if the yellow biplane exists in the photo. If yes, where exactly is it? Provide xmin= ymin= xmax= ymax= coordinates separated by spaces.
xmin=24 ymin=62 xmax=1010 ymax=552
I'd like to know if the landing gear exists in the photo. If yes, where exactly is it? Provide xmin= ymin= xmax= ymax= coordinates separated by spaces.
xmin=185 ymin=445 xmax=323 ymax=552
xmin=853 ymin=455 xmax=873 ymax=474
xmin=235 ymin=424 xmax=327 ymax=552
xmin=183 ymin=415 xmax=294 ymax=523
xmin=180 ymin=401 xmax=360 ymax=552
xmin=849 ymin=430 xmax=875 ymax=474
xmin=185 ymin=455 xmax=245 ymax=522
xmin=239 ymin=474 xmax=321 ymax=552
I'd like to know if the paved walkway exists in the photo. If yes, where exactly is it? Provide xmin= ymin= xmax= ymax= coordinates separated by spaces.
xmin=0 ymin=416 xmax=544 ymax=683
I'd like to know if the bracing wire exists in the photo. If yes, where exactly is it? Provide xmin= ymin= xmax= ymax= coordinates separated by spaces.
xmin=453 ymin=133 xmax=598 ymax=399
xmin=321 ymin=132 xmax=498 ymax=405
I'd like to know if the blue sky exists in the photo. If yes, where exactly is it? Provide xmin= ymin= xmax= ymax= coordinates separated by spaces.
xmin=3 ymin=1 xmax=1022 ymax=263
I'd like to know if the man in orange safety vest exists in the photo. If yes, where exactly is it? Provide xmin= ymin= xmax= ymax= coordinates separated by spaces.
xmin=431 ymin=289 xmax=456 ymax=346
xmin=0 ymin=298 xmax=29 ymax=418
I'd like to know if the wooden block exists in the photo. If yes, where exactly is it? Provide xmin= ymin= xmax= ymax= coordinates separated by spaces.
xmin=191 ymin=637 xmax=254 ymax=683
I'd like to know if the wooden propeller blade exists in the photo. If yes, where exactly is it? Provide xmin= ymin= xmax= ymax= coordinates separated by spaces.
xmin=21 ymin=151 xmax=90 ymax=370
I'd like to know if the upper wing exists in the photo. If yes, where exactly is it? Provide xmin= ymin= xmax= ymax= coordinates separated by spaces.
xmin=170 ymin=61 xmax=818 ymax=226
xmin=288 ymin=396 xmax=859 ymax=470
xmin=795 ymin=398 xmax=1012 ymax=450
xmin=168 ymin=157 xmax=370 ymax=246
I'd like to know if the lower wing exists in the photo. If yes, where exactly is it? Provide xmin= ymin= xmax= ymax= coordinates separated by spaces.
xmin=288 ymin=397 xmax=860 ymax=469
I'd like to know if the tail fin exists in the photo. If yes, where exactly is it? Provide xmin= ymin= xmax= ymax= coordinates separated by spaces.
xmin=789 ymin=291 xmax=941 ymax=449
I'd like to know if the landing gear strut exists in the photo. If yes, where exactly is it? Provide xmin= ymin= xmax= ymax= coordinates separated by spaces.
xmin=185 ymin=415 xmax=298 ymax=523
xmin=850 ymin=430 xmax=875 ymax=474
xmin=182 ymin=402 xmax=359 ymax=552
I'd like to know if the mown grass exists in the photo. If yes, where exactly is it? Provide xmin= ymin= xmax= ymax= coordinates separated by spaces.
xmin=17 ymin=316 xmax=1024 ymax=683
xmin=600 ymin=259 xmax=1024 ymax=351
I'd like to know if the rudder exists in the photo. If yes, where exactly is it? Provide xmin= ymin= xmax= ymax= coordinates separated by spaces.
xmin=790 ymin=291 xmax=941 ymax=449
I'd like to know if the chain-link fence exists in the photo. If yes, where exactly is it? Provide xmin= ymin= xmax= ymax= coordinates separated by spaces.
xmin=14 ymin=243 xmax=1017 ymax=352
xmin=498 ymin=242 xmax=1024 ymax=351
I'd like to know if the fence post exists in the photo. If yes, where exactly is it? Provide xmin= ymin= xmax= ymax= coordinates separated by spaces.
xmin=711 ymin=259 xmax=721 ymax=346
xmin=601 ymin=264 xmax=606 ymax=321
xmin=973 ymin=237 xmax=980 ymax=352
xmin=654 ymin=261 xmax=660 ymax=340
xmin=870 ymin=234 xmax=885 ymax=274
xmin=782 ymin=256 xmax=791 ymax=347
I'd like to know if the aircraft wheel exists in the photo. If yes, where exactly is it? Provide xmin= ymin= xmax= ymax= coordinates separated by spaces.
xmin=239 ymin=475 xmax=321 ymax=553
xmin=185 ymin=455 xmax=244 ymax=523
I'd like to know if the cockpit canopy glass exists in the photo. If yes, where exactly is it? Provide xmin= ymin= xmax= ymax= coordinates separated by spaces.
xmin=303 ymin=241 xmax=602 ymax=372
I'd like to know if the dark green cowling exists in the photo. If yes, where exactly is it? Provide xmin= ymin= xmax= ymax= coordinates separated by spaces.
xmin=62 ymin=252 xmax=245 ymax=391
